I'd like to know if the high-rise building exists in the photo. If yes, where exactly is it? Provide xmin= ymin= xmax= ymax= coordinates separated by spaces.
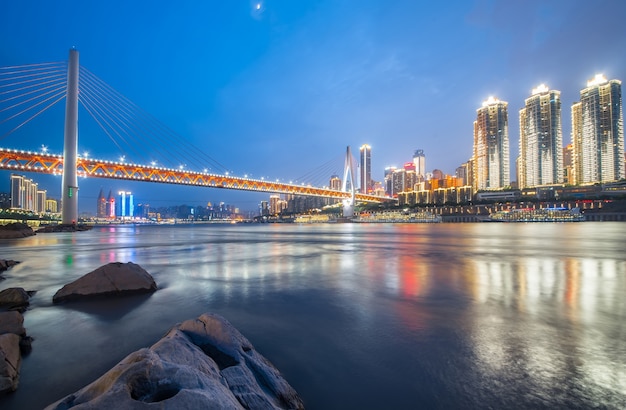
xmin=359 ymin=144 xmax=372 ymax=194
xmin=571 ymin=74 xmax=624 ymax=184
xmin=106 ymin=190 xmax=115 ymax=218
xmin=383 ymin=166 xmax=396 ymax=196
xmin=563 ymin=143 xmax=574 ymax=185
xmin=117 ymin=191 xmax=134 ymax=218
xmin=519 ymin=84 xmax=563 ymax=188
xmin=10 ymin=174 xmax=41 ymax=212
xmin=96 ymin=189 xmax=107 ymax=218
xmin=412 ymin=149 xmax=425 ymax=179
xmin=473 ymin=96 xmax=510 ymax=191
xmin=329 ymin=175 xmax=341 ymax=191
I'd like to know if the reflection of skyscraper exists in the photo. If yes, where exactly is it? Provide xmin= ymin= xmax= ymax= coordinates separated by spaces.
xmin=519 ymin=84 xmax=563 ymax=188
xmin=572 ymin=75 xmax=624 ymax=184
xmin=359 ymin=144 xmax=371 ymax=194
xmin=412 ymin=149 xmax=425 ymax=179
xmin=473 ymin=97 xmax=510 ymax=190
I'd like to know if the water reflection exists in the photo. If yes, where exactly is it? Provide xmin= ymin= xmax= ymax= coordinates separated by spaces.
xmin=0 ymin=223 xmax=624 ymax=409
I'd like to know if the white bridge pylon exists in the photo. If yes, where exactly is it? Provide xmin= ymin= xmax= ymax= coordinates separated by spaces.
xmin=341 ymin=146 xmax=356 ymax=217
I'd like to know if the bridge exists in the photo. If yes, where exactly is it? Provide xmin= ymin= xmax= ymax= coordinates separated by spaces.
xmin=0 ymin=49 xmax=393 ymax=223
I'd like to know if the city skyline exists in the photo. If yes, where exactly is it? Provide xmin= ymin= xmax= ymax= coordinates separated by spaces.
xmin=1 ymin=0 xmax=625 ymax=209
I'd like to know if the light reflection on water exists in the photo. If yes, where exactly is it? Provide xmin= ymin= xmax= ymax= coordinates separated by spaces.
xmin=0 ymin=222 xmax=625 ymax=409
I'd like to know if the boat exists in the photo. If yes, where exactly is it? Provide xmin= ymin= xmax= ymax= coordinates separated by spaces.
xmin=488 ymin=207 xmax=584 ymax=222
xmin=354 ymin=210 xmax=442 ymax=223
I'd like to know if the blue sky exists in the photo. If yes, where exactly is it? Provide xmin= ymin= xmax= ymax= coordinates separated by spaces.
xmin=1 ymin=0 xmax=626 ymax=213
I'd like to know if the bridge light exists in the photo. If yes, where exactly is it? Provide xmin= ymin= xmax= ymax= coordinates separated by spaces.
xmin=83 ymin=151 xmax=89 ymax=159
xmin=41 ymin=145 xmax=48 ymax=153
xmin=119 ymin=155 xmax=125 ymax=163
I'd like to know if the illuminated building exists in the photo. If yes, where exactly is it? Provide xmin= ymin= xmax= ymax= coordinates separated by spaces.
xmin=519 ymin=84 xmax=563 ymax=188
xmin=359 ymin=144 xmax=372 ymax=194
xmin=384 ymin=166 xmax=396 ymax=196
xmin=96 ymin=189 xmax=107 ymax=218
xmin=36 ymin=190 xmax=46 ymax=213
xmin=563 ymin=143 xmax=574 ymax=184
xmin=572 ymin=74 xmax=624 ymax=184
xmin=106 ymin=190 xmax=115 ymax=218
xmin=412 ymin=149 xmax=425 ymax=179
xmin=473 ymin=96 xmax=510 ymax=190
xmin=117 ymin=191 xmax=134 ymax=218
xmin=10 ymin=174 xmax=41 ymax=212
xmin=329 ymin=174 xmax=341 ymax=191
xmin=269 ymin=195 xmax=281 ymax=215
xmin=45 ymin=199 xmax=58 ymax=213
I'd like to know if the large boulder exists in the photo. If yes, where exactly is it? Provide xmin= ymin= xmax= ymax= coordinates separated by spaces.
xmin=52 ymin=262 xmax=157 ymax=303
xmin=46 ymin=313 xmax=304 ymax=409
xmin=0 ymin=223 xmax=35 ymax=239
xmin=0 ymin=311 xmax=25 ymax=336
xmin=0 ymin=288 xmax=31 ymax=311
xmin=0 ymin=333 xmax=21 ymax=394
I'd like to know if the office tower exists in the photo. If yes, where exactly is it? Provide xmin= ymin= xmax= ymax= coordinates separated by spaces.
xmin=572 ymin=74 xmax=624 ymax=184
xmin=269 ymin=195 xmax=281 ymax=215
xmin=412 ymin=149 xmax=425 ymax=179
xmin=10 ymin=174 xmax=39 ymax=212
xmin=117 ymin=191 xmax=134 ymax=218
xmin=359 ymin=144 xmax=372 ymax=194
xmin=519 ymin=84 xmax=563 ymax=188
xmin=97 ymin=189 xmax=107 ymax=218
xmin=383 ymin=166 xmax=396 ymax=196
xmin=473 ymin=96 xmax=510 ymax=190
xmin=329 ymin=175 xmax=341 ymax=191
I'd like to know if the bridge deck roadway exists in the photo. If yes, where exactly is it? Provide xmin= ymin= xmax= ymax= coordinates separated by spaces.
xmin=0 ymin=148 xmax=392 ymax=203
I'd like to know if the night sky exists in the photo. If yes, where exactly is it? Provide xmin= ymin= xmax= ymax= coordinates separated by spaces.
xmin=1 ymin=0 xmax=626 ymax=213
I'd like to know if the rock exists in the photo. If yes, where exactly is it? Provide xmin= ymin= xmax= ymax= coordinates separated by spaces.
xmin=36 ymin=224 xmax=92 ymax=233
xmin=52 ymin=262 xmax=157 ymax=303
xmin=0 ymin=333 xmax=21 ymax=394
xmin=0 ymin=288 xmax=31 ymax=310
xmin=0 ymin=223 xmax=35 ymax=239
xmin=46 ymin=313 xmax=304 ymax=409
xmin=0 ymin=259 xmax=20 ymax=272
xmin=0 ymin=311 xmax=25 ymax=336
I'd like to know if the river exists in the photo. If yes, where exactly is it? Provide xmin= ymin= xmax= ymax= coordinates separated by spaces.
xmin=0 ymin=222 xmax=625 ymax=409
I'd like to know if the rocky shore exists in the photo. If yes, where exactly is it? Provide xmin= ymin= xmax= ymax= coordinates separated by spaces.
xmin=0 ymin=260 xmax=304 ymax=408
xmin=0 ymin=223 xmax=35 ymax=239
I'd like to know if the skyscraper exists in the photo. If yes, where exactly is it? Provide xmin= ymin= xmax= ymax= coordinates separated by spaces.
xmin=473 ymin=97 xmax=510 ymax=191
xmin=359 ymin=144 xmax=372 ymax=194
xmin=571 ymin=74 xmax=624 ymax=184
xmin=519 ymin=84 xmax=563 ymax=188
xmin=412 ymin=149 xmax=425 ymax=180
xmin=96 ymin=189 xmax=107 ymax=218
xmin=329 ymin=175 xmax=341 ymax=191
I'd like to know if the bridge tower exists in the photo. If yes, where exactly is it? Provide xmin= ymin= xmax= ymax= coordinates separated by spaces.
xmin=61 ymin=48 xmax=79 ymax=224
xmin=341 ymin=146 xmax=356 ymax=218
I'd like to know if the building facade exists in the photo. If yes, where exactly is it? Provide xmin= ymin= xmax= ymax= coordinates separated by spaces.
xmin=518 ymin=84 xmax=563 ymax=188
xmin=412 ymin=149 xmax=425 ymax=179
xmin=10 ymin=174 xmax=47 ymax=213
xmin=473 ymin=97 xmax=510 ymax=191
xmin=571 ymin=74 xmax=624 ymax=184
xmin=359 ymin=144 xmax=372 ymax=194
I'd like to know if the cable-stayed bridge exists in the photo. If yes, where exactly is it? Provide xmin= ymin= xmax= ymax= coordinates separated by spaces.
xmin=0 ymin=49 xmax=392 ymax=223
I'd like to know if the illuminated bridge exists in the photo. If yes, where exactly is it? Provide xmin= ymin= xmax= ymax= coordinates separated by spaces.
xmin=0 ymin=49 xmax=393 ymax=222
xmin=0 ymin=147 xmax=385 ymax=202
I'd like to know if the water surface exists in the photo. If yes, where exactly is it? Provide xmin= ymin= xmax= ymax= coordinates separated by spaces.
xmin=0 ymin=223 xmax=625 ymax=409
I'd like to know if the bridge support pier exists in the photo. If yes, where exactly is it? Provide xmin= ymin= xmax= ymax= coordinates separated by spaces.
xmin=61 ymin=48 xmax=79 ymax=224
xmin=341 ymin=146 xmax=355 ymax=218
